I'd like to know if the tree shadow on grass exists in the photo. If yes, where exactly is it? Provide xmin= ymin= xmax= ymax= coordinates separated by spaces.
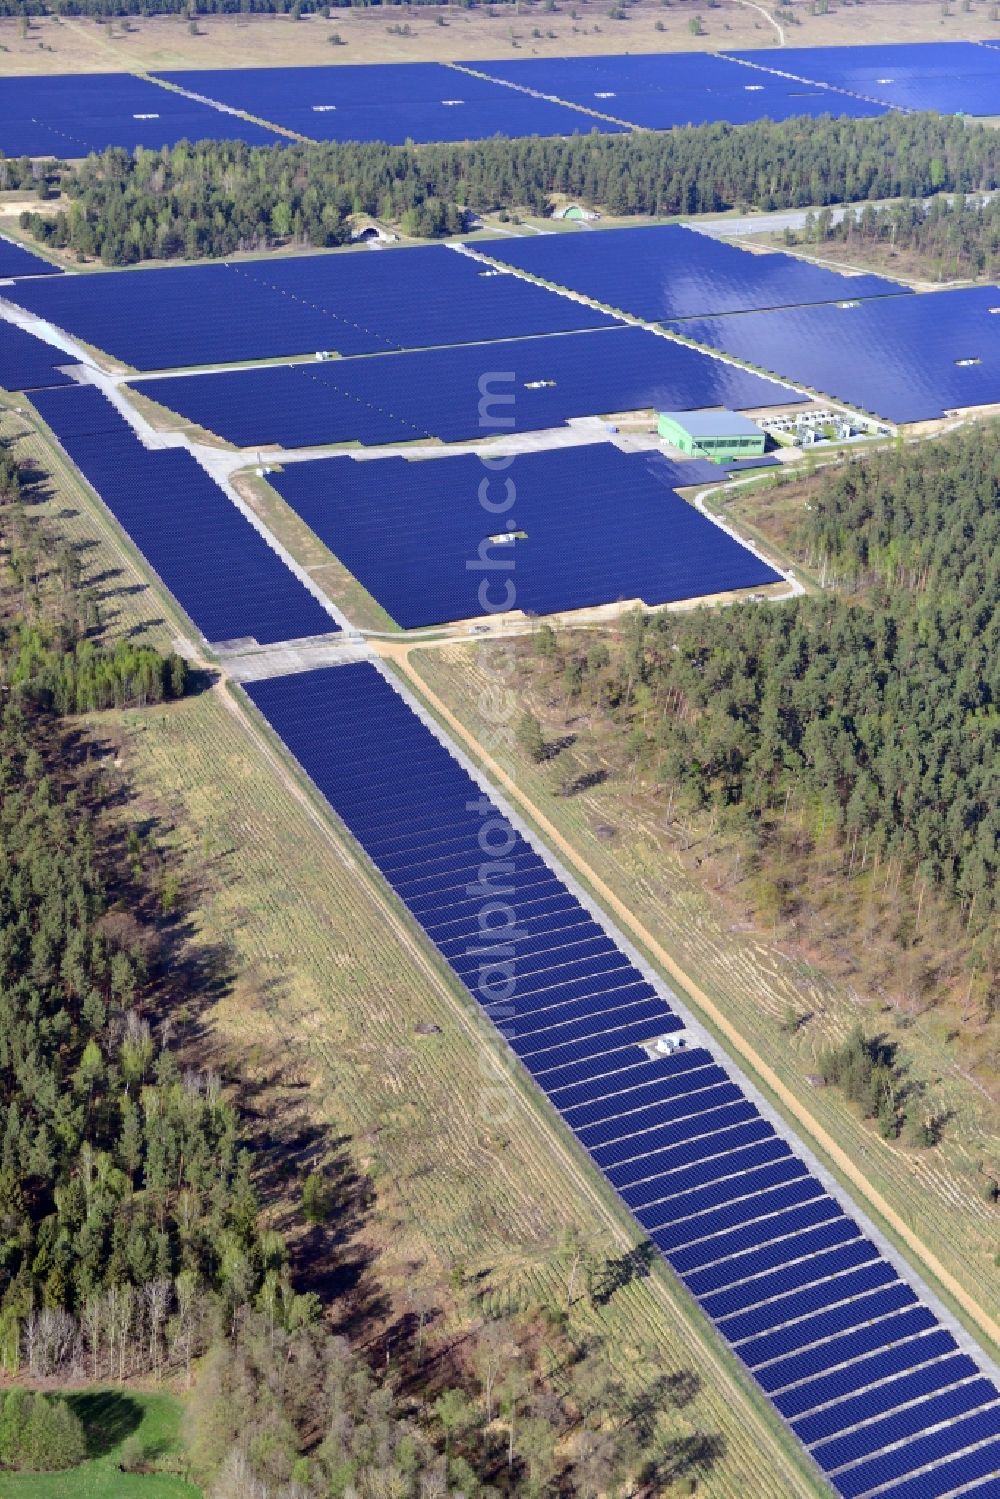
xmin=65 ymin=1390 xmax=142 ymax=1460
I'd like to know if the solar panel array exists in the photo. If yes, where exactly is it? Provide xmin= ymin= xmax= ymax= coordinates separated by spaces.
xmin=677 ymin=286 xmax=1000 ymax=424
xmin=731 ymin=41 xmax=1000 ymax=117
xmin=245 ymin=661 xmax=1000 ymax=1499
xmin=268 ymin=443 xmax=781 ymax=627
xmin=476 ymin=225 xmax=907 ymax=322
xmin=0 ymin=236 xmax=61 ymax=281
xmin=473 ymin=41 xmax=1000 ymax=123
xmin=468 ymin=51 xmax=889 ymax=128
xmin=0 ymin=71 xmax=282 ymax=158
xmin=3 ymin=248 xmax=617 ymax=371
xmin=30 ymin=383 xmax=338 ymax=647
xmin=0 ymin=318 xmax=74 ymax=392
xmin=154 ymin=63 xmax=625 ymax=144
xmin=129 ymin=326 xmax=804 ymax=449
xmin=7 ymin=43 xmax=1000 ymax=161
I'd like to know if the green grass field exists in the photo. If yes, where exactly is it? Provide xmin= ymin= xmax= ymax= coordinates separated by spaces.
xmin=2 ymin=1392 xmax=198 ymax=1499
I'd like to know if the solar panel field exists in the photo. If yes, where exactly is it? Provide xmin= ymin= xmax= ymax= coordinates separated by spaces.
xmin=471 ymin=42 xmax=1000 ymax=122
xmin=244 ymin=660 xmax=1000 ymax=1499
xmin=476 ymin=225 xmax=908 ymax=322
xmin=3 ymin=37 xmax=1000 ymax=1488
xmin=0 ymin=70 xmax=284 ymax=156
xmin=0 ymin=318 xmax=74 ymax=392
xmin=677 ymin=287 xmax=1000 ymax=424
xmin=731 ymin=41 xmax=1000 ymax=117
xmin=467 ymin=51 xmax=891 ymax=128
xmin=3 ymin=248 xmax=619 ymax=371
xmin=267 ymin=444 xmax=781 ymax=626
xmin=153 ymin=62 xmax=626 ymax=142
xmin=0 ymin=236 xmax=62 ymax=281
xmin=12 ymin=393 xmax=836 ymax=1499
xmin=3 ymin=40 xmax=1000 ymax=161
xmin=129 ymin=326 xmax=803 ymax=448
xmin=30 ymin=383 xmax=339 ymax=646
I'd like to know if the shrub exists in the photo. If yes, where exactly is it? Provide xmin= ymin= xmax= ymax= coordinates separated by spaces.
xmin=0 ymin=1391 xmax=86 ymax=1472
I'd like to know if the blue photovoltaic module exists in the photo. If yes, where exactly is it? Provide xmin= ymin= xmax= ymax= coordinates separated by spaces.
xmin=468 ymin=52 xmax=887 ymax=127
xmin=267 ymin=443 xmax=781 ymax=626
xmin=129 ymin=326 xmax=805 ymax=448
xmin=476 ymin=223 xmax=907 ymax=322
xmin=0 ymin=237 xmax=61 ymax=281
xmin=30 ymin=383 xmax=338 ymax=646
xmin=0 ymin=319 xmax=74 ymax=392
xmin=3 ymin=248 xmax=617 ymax=370
xmin=0 ymin=72 xmax=283 ymax=157
xmin=678 ymin=286 xmax=1000 ymax=423
xmin=244 ymin=661 xmax=1000 ymax=1499
xmin=153 ymin=63 xmax=624 ymax=143
xmin=729 ymin=41 xmax=1000 ymax=116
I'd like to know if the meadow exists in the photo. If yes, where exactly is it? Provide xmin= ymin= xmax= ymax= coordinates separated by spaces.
xmin=0 ymin=0 xmax=995 ymax=78
xmin=2 ymin=1391 xmax=198 ymax=1499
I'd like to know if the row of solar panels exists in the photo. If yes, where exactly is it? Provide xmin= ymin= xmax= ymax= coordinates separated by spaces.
xmin=0 ymin=235 xmax=61 ymax=282
xmin=3 ymin=247 xmax=617 ymax=372
xmin=243 ymin=661 xmax=1000 ymax=1499
xmin=29 ymin=383 xmax=339 ymax=647
xmin=266 ymin=444 xmax=780 ymax=627
xmin=7 ymin=220 xmax=994 ymax=427
xmin=2 ymin=52 xmax=886 ymax=158
xmin=678 ymin=286 xmax=1000 ymax=426
xmin=126 ymin=327 xmax=803 ymax=449
xmin=2 ymin=228 xmax=904 ymax=372
xmin=470 ymin=41 xmax=1000 ymax=124
xmin=0 ymin=318 xmax=73 ymax=394
xmin=476 ymin=225 xmax=907 ymax=326
xmin=153 ymin=42 xmax=1000 ymax=139
xmin=0 ymin=70 xmax=285 ymax=157
xmin=5 ymin=233 xmax=995 ymax=431
xmin=6 ymin=44 xmax=1000 ymax=159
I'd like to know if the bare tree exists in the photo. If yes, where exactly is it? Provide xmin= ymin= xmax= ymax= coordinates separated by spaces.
xmin=144 ymin=1278 xmax=171 ymax=1378
xmin=80 ymin=1294 xmax=103 ymax=1383
xmin=472 ymin=1317 xmax=515 ymax=1426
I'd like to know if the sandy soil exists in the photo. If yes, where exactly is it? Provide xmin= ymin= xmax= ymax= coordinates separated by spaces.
xmin=1 ymin=0 xmax=997 ymax=76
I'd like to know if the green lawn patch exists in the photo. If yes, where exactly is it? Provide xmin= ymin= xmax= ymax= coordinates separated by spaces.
xmin=2 ymin=1390 xmax=200 ymax=1499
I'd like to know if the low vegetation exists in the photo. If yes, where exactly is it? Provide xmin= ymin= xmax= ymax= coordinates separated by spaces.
xmin=1 ymin=1388 xmax=196 ymax=1498
xmin=0 ymin=0 xmax=450 ymax=13
xmin=0 ymin=1389 xmax=87 ymax=1473
xmin=17 ymin=111 xmax=1000 ymax=262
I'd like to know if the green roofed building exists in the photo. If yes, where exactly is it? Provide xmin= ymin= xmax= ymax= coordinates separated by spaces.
xmin=658 ymin=409 xmax=766 ymax=463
